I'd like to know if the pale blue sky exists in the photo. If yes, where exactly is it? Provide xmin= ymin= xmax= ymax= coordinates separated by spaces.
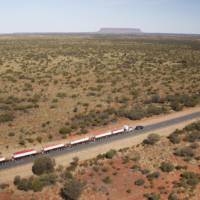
xmin=0 ymin=0 xmax=199 ymax=34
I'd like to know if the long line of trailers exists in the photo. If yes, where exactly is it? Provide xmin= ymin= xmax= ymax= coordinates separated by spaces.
xmin=0 ymin=125 xmax=144 ymax=164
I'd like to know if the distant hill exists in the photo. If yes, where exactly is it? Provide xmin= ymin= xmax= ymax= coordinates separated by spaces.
xmin=98 ymin=28 xmax=142 ymax=34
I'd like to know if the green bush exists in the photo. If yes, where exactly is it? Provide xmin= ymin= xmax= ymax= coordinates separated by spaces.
xmin=31 ymin=178 xmax=44 ymax=192
xmin=17 ymin=178 xmax=31 ymax=191
xmin=147 ymin=172 xmax=160 ymax=181
xmin=0 ymin=113 xmax=14 ymax=123
xmin=32 ymin=156 xmax=55 ymax=175
xmin=14 ymin=173 xmax=57 ymax=192
xmin=14 ymin=175 xmax=21 ymax=186
xmin=60 ymin=178 xmax=85 ymax=200
xmin=174 ymin=147 xmax=194 ymax=158
xmin=180 ymin=171 xmax=200 ymax=187
xmin=143 ymin=134 xmax=160 ymax=145
xmin=59 ymin=127 xmax=71 ymax=135
xmin=168 ymin=192 xmax=179 ymax=200
xmin=135 ymin=178 xmax=145 ymax=186
xmin=160 ymin=162 xmax=174 ymax=173
xmin=102 ymin=176 xmax=112 ymax=184
xmin=168 ymin=130 xmax=182 ymax=144
xmin=170 ymin=101 xmax=183 ymax=111
xmin=39 ymin=173 xmax=57 ymax=186
xmin=105 ymin=149 xmax=117 ymax=159
xmin=184 ymin=121 xmax=200 ymax=131
xmin=184 ymin=131 xmax=200 ymax=143
xmin=144 ymin=193 xmax=160 ymax=200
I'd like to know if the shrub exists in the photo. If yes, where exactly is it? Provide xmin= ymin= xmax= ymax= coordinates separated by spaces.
xmin=143 ymin=134 xmax=160 ymax=145
xmin=174 ymin=147 xmax=194 ymax=157
xmin=184 ymin=131 xmax=200 ymax=143
xmin=168 ymin=131 xmax=181 ymax=144
xmin=14 ymin=175 xmax=21 ymax=186
xmin=147 ymin=172 xmax=160 ymax=181
xmin=31 ymin=178 xmax=44 ymax=192
xmin=168 ymin=192 xmax=179 ymax=200
xmin=146 ymin=105 xmax=164 ymax=116
xmin=160 ymin=162 xmax=174 ymax=173
xmin=56 ymin=92 xmax=66 ymax=98
xmin=63 ymin=170 xmax=73 ymax=179
xmin=59 ymin=127 xmax=71 ymax=135
xmin=102 ymin=176 xmax=112 ymax=184
xmin=144 ymin=193 xmax=160 ymax=200
xmin=0 ymin=183 xmax=9 ymax=190
xmin=170 ymin=101 xmax=183 ymax=111
xmin=105 ymin=149 xmax=117 ymax=159
xmin=135 ymin=178 xmax=145 ymax=186
xmin=36 ymin=136 xmax=42 ymax=143
xmin=0 ymin=113 xmax=14 ymax=123
xmin=38 ymin=173 xmax=57 ymax=186
xmin=60 ymin=178 xmax=85 ymax=200
xmin=183 ymin=121 xmax=200 ymax=132
xmin=17 ymin=178 xmax=31 ymax=191
xmin=32 ymin=156 xmax=55 ymax=175
xmin=14 ymin=173 xmax=57 ymax=192
xmin=180 ymin=171 xmax=200 ymax=187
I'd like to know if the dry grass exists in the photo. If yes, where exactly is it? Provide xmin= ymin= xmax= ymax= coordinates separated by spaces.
xmin=0 ymin=35 xmax=200 ymax=155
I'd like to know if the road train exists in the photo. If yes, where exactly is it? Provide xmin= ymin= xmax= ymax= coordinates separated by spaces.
xmin=0 ymin=125 xmax=144 ymax=164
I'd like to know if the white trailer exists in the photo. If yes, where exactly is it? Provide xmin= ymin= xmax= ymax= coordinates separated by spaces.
xmin=95 ymin=131 xmax=112 ymax=139
xmin=13 ymin=149 xmax=37 ymax=159
xmin=70 ymin=137 xmax=90 ymax=145
xmin=43 ymin=144 xmax=65 ymax=152
xmin=0 ymin=157 xmax=6 ymax=163
xmin=113 ymin=129 xmax=124 ymax=134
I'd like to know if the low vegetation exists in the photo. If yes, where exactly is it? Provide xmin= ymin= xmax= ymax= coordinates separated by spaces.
xmin=32 ymin=156 xmax=55 ymax=175
xmin=0 ymin=35 xmax=200 ymax=149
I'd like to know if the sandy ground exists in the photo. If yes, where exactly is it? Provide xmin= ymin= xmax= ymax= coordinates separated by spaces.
xmin=0 ymin=108 xmax=199 ymax=183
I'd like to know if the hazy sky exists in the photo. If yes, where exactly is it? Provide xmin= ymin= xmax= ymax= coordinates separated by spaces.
xmin=0 ymin=0 xmax=199 ymax=34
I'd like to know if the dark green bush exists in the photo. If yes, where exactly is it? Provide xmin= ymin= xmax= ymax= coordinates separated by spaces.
xmin=144 ymin=193 xmax=160 ymax=200
xmin=14 ymin=175 xmax=21 ymax=186
xmin=180 ymin=171 xmax=200 ymax=187
xmin=160 ymin=162 xmax=174 ymax=173
xmin=147 ymin=172 xmax=160 ymax=181
xmin=32 ymin=156 xmax=55 ymax=175
xmin=17 ymin=178 xmax=31 ymax=191
xmin=143 ymin=134 xmax=160 ymax=145
xmin=135 ymin=178 xmax=145 ymax=186
xmin=59 ymin=127 xmax=72 ymax=135
xmin=168 ymin=192 xmax=179 ymax=200
xmin=174 ymin=147 xmax=194 ymax=157
xmin=105 ymin=149 xmax=116 ymax=159
xmin=60 ymin=178 xmax=85 ymax=200
xmin=0 ymin=113 xmax=14 ymax=123
xmin=168 ymin=130 xmax=182 ymax=144
xmin=184 ymin=131 xmax=200 ymax=143
xmin=102 ymin=176 xmax=112 ymax=184
xmin=31 ymin=178 xmax=44 ymax=192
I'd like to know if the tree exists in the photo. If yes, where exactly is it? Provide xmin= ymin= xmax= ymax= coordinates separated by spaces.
xmin=60 ymin=178 xmax=85 ymax=200
xmin=32 ymin=156 xmax=55 ymax=175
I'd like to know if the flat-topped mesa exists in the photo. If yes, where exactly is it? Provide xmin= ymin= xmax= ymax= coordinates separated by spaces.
xmin=98 ymin=28 xmax=142 ymax=34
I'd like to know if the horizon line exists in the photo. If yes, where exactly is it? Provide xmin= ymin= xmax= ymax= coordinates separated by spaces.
xmin=0 ymin=31 xmax=200 ymax=36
